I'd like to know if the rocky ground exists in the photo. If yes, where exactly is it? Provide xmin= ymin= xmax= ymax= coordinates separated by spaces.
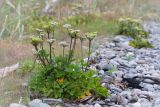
xmin=9 ymin=22 xmax=160 ymax=107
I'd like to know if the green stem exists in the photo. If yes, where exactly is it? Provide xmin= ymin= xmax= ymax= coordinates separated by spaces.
xmin=62 ymin=47 xmax=65 ymax=57
xmin=68 ymin=38 xmax=77 ymax=63
xmin=68 ymin=38 xmax=73 ymax=63
xmin=34 ymin=46 xmax=46 ymax=66
xmin=80 ymin=40 xmax=84 ymax=58
xmin=85 ymin=40 xmax=91 ymax=72
xmin=49 ymin=43 xmax=52 ymax=62
xmin=47 ymin=31 xmax=50 ymax=39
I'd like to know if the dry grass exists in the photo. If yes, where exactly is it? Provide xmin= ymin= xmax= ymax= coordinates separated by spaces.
xmin=0 ymin=39 xmax=33 ymax=67
xmin=0 ymin=73 xmax=28 ymax=107
xmin=0 ymin=40 xmax=32 ymax=106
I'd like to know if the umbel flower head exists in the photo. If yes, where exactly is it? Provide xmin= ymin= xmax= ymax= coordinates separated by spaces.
xmin=47 ymin=39 xmax=56 ymax=45
xmin=68 ymin=29 xmax=80 ymax=38
xmin=79 ymin=35 xmax=86 ymax=41
xmin=35 ymin=28 xmax=44 ymax=34
xmin=30 ymin=36 xmax=43 ymax=47
xmin=43 ymin=24 xmax=51 ymax=32
xmin=51 ymin=21 xmax=58 ymax=27
xmin=63 ymin=24 xmax=71 ymax=29
xmin=59 ymin=41 xmax=69 ymax=48
xmin=85 ymin=32 xmax=97 ymax=41
xmin=40 ymin=32 xmax=45 ymax=38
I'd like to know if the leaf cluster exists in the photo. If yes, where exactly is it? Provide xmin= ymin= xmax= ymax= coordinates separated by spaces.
xmin=29 ymin=56 xmax=108 ymax=101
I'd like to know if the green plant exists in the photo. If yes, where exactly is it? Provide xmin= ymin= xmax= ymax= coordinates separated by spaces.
xmin=129 ymin=39 xmax=153 ymax=49
xmin=29 ymin=21 xmax=108 ymax=102
xmin=85 ymin=32 xmax=97 ymax=71
xmin=17 ymin=59 xmax=41 ymax=76
xmin=117 ymin=17 xmax=153 ymax=48
xmin=118 ymin=17 xmax=149 ymax=39
xmin=29 ymin=56 xmax=108 ymax=101
xmin=17 ymin=60 xmax=33 ymax=75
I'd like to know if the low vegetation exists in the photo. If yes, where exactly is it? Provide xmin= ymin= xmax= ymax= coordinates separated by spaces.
xmin=29 ymin=21 xmax=108 ymax=102
xmin=129 ymin=39 xmax=153 ymax=49
xmin=117 ymin=17 xmax=153 ymax=48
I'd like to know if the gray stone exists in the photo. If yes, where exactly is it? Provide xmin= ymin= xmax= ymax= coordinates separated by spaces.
xmin=9 ymin=103 xmax=27 ymax=107
xmin=105 ymin=51 xmax=116 ymax=59
xmin=140 ymin=83 xmax=155 ymax=91
xmin=43 ymin=98 xmax=63 ymax=105
xmin=110 ymin=105 xmax=123 ymax=107
xmin=136 ymin=60 xmax=146 ymax=64
xmin=143 ymin=79 xmax=155 ymax=84
xmin=117 ymin=42 xmax=133 ymax=50
xmin=129 ymin=95 xmax=138 ymax=103
xmin=112 ymin=71 xmax=124 ymax=78
xmin=110 ymin=60 xmax=120 ymax=67
xmin=98 ymin=70 xmax=105 ymax=75
xmin=113 ymin=35 xmax=128 ymax=43
xmin=140 ymin=91 xmax=155 ymax=99
xmin=139 ymin=98 xmax=152 ymax=107
xmin=120 ymin=91 xmax=131 ymax=99
xmin=131 ymin=89 xmax=142 ymax=96
xmin=121 ymin=98 xmax=128 ymax=106
xmin=102 ymin=75 xmax=113 ymax=83
xmin=55 ymin=105 xmax=63 ymax=107
xmin=96 ymin=63 xmax=113 ymax=71
xmin=94 ymin=103 xmax=102 ymax=107
xmin=129 ymin=102 xmax=141 ymax=107
xmin=110 ymin=86 xmax=123 ymax=93
xmin=29 ymin=99 xmax=51 ymax=107
xmin=153 ymin=98 xmax=160 ymax=107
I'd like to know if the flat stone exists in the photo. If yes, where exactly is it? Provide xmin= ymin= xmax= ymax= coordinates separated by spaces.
xmin=117 ymin=42 xmax=133 ymax=50
xmin=105 ymin=51 xmax=116 ymax=59
xmin=9 ymin=103 xmax=27 ymax=107
xmin=94 ymin=103 xmax=102 ymax=107
xmin=43 ymin=98 xmax=63 ymax=105
xmin=113 ymin=35 xmax=128 ymax=43
xmin=136 ymin=60 xmax=146 ymax=64
xmin=129 ymin=95 xmax=138 ymax=103
xmin=29 ymin=99 xmax=51 ymax=107
xmin=153 ymin=98 xmax=160 ymax=107
xmin=129 ymin=102 xmax=141 ymax=107
xmin=110 ymin=86 xmax=123 ymax=93
xmin=139 ymin=98 xmax=152 ymax=107
xmin=96 ymin=63 xmax=113 ymax=71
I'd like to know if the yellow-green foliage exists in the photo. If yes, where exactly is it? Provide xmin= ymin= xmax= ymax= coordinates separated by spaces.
xmin=29 ymin=16 xmax=55 ymax=32
xmin=129 ymin=39 xmax=153 ymax=49
xmin=118 ymin=17 xmax=149 ymax=39
xmin=118 ymin=17 xmax=153 ymax=48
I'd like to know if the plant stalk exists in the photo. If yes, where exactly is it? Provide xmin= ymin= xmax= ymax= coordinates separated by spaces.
xmin=85 ymin=40 xmax=91 ymax=72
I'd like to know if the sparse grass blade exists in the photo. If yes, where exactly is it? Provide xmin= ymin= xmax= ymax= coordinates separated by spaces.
xmin=0 ymin=15 xmax=8 ymax=38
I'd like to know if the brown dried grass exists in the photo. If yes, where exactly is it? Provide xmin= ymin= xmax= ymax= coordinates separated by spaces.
xmin=0 ymin=39 xmax=33 ymax=67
